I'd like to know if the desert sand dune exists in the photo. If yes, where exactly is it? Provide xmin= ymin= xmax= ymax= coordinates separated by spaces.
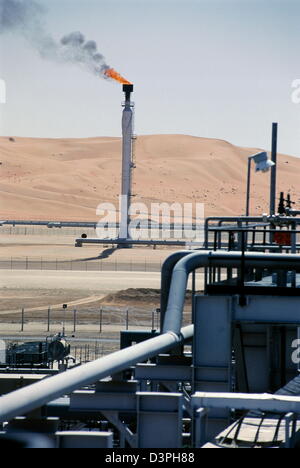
xmin=0 ymin=134 xmax=299 ymax=221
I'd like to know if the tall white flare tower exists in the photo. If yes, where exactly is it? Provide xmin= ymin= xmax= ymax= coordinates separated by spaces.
xmin=119 ymin=84 xmax=134 ymax=240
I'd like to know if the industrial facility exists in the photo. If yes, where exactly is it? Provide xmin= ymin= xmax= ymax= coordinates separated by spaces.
xmin=1 ymin=85 xmax=300 ymax=450
xmin=2 ymin=223 xmax=300 ymax=448
xmin=2 ymin=0 xmax=300 ymax=454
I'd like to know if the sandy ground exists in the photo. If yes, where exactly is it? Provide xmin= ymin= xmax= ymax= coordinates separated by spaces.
xmin=0 ymin=233 xmax=179 ymax=261
xmin=0 ymin=246 xmax=201 ymax=365
xmin=0 ymin=264 xmax=198 ymax=338
xmin=0 ymin=270 xmax=162 ymax=291
xmin=0 ymin=227 xmax=201 ymax=346
xmin=0 ymin=291 xmax=105 ymax=314
xmin=0 ymin=229 xmax=193 ymax=338
xmin=1 ymin=134 xmax=299 ymax=221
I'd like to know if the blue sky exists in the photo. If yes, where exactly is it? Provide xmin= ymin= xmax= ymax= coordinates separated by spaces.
xmin=0 ymin=0 xmax=300 ymax=156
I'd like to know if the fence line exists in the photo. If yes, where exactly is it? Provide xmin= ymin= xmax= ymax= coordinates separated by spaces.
xmin=0 ymin=257 xmax=163 ymax=273
xmin=72 ymin=342 xmax=122 ymax=362
xmin=0 ymin=227 xmax=97 ymax=237
xmin=0 ymin=306 xmax=161 ymax=335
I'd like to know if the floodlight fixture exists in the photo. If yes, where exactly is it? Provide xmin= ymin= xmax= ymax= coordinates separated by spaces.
xmin=246 ymin=152 xmax=276 ymax=216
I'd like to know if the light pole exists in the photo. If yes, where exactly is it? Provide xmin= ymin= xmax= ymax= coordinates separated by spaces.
xmin=246 ymin=152 xmax=275 ymax=217
xmin=270 ymin=123 xmax=278 ymax=215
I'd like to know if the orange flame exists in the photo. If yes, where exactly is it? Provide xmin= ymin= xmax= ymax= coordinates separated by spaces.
xmin=104 ymin=68 xmax=132 ymax=84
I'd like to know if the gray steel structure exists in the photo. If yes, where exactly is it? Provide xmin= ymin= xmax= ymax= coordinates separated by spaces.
xmin=75 ymin=237 xmax=203 ymax=248
xmin=119 ymin=84 xmax=134 ymax=240
xmin=0 ymin=325 xmax=193 ymax=423
xmin=0 ymin=219 xmax=199 ymax=230
xmin=2 ymin=250 xmax=300 ymax=447
xmin=0 ymin=220 xmax=99 ymax=228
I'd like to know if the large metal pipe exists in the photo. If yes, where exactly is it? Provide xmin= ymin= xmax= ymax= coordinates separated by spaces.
xmin=162 ymin=251 xmax=300 ymax=335
xmin=160 ymin=251 xmax=195 ymax=331
xmin=160 ymin=249 xmax=300 ymax=332
xmin=0 ymin=220 xmax=99 ymax=228
xmin=0 ymin=219 xmax=203 ymax=230
xmin=75 ymin=238 xmax=203 ymax=248
xmin=0 ymin=325 xmax=193 ymax=423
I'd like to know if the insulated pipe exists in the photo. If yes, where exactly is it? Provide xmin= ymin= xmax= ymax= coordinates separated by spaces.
xmin=0 ymin=325 xmax=193 ymax=423
xmin=160 ymin=251 xmax=195 ymax=331
xmin=76 ymin=238 xmax=203 ymax=247
xmin=162 ymin=251 xmax=300 ymax=335
xmin=0 ymin=220 xmax=99 ymax=228
xmin=159 ymin=248 xmax=296 ymax=330
xmin=159 ymin=248 xmax=287 ymax=329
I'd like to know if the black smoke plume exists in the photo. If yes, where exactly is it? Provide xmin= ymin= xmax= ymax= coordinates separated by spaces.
xmin=0 ymin=0 xmax=110 ymax=77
